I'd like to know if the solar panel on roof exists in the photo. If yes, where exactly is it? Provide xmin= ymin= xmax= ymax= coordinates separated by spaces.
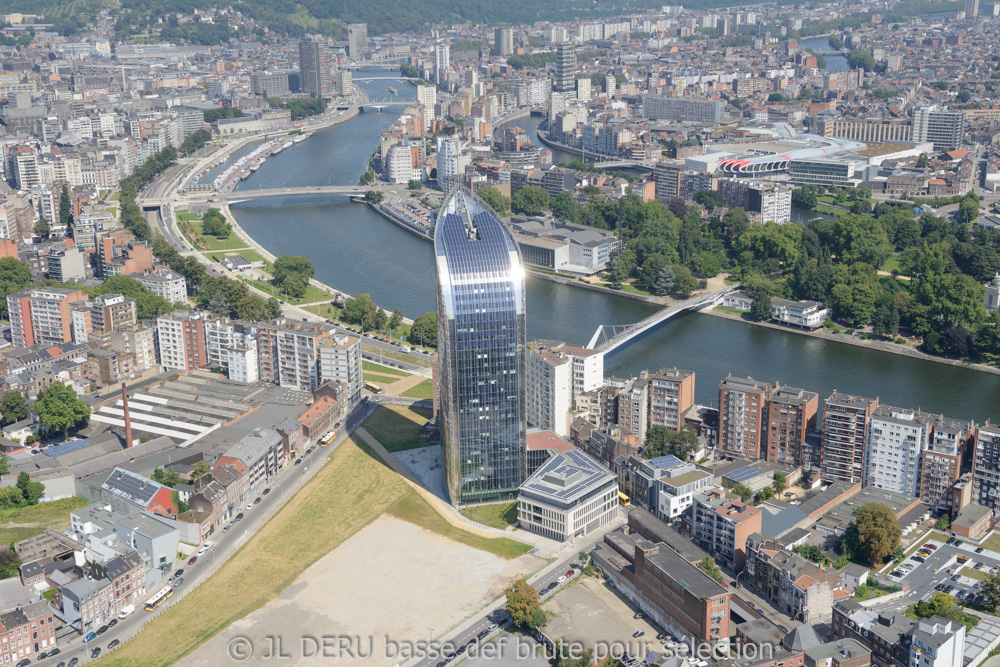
xmin=648 ymin=455 xmax=683 ymax=468
xmin=726 ymin=466 xmax=763 ymax=484
xmin=45 ymin=439 xmax=89 ymax=457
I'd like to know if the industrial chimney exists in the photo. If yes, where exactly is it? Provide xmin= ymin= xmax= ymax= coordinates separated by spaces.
xmin=121 ymin=382 xmax=132 ymax=448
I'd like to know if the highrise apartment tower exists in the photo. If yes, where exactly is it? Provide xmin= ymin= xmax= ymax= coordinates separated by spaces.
xmin=965 ymin=0 xmax=980 ymax=17
xmin=494 ymin=27 xmax=514 ymax=57
xmin=299 ymin=36 xmax=331 ymax=98
xmin=554 ymin=43 xmax=576 ymax=93
xmin=347 ymin=23 xmax=368 ymax=58
xmin=435 ymin=43 xmax=450 ymax=88
xmin=435 ymin=188 xmax=527 ymax=504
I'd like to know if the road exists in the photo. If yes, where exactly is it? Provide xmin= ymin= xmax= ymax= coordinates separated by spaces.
xmin=35 ymin=398 xmax=380 ymax=666
xmin=889 ymin=536 xmax=1000 ymax=606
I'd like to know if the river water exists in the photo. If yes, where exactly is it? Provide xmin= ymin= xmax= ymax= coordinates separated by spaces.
xmin=229 ymin=73 xmax=1000 ymax=422
xmin=800 ymin=36 xmax=850 ymax=72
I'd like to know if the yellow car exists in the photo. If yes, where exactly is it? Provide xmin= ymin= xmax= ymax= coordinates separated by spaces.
xmin=917 ymin=550 xmax=931 ymax=558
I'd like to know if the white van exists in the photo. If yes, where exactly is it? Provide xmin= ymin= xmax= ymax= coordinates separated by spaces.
xmin=118 ymin=604 xmax=135 ymax=619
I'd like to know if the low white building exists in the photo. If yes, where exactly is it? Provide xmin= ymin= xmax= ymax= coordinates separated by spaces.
xmin=517 ymin=448 xmax=618 ymax=541
xmin=908 ymin=616 xmax=965 ymax=667
xmin=986 ymin=273 xmax=1000 ymax=311
xmin=770 ymin=298 xmax=830 ymax=329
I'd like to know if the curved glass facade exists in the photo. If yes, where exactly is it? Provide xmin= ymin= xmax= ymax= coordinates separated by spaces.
xmin=435 ymin=188 xmax=527 ymax=505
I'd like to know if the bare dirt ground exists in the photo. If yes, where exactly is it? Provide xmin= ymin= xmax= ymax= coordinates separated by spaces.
xmin=179 ymin=516 xmax=541 ymax=667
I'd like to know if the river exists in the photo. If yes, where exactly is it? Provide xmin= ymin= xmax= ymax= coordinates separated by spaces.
xmin=229 ymin=73 xmax=1000 ymax=422
xmin=800 ymin=36 xmax=850 ymax=72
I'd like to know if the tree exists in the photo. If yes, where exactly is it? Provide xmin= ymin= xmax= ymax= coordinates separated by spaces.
xmin=731 ymin=483 xmax=754 ymax=502
xmin=35 ymin=383 xmax=90 ymax=438
xmin=34 ymin=217 xmax=50 ymax=239
xmin=506 ymin=579 xmax=543 ymax=629
xmin=272 ymin=255 xmax=315 ymax=290
xmin=511 ymin=185 xmax=550 ymax=216
xmin=407 ymin=179 xmax=422 ymax=191
xmin=773 ymin=471 xmax=787 ymax=494
xmin=207 ymin=290 xmax=230 ymax=317
xmin=934 ymin=515 xmax=951 ymax=531
xmin=981 ymin=573 xmax=1000 ymax=611
xmin=172 ymin=490 xmax=188 ymax=514
xmin=0 ymin=453 xmax=7 ymax=478
xmin=758 ymin=486 xmax=775 ymax=501
xmin=551 ymin=192 xmax=582 ymax=223
xmin=848 ymin=49 xmax=876 ymax=71
xmin=152 ymin=467 xmax=180 ymax=488
xmin=365 ymin=190 xmax=384 ymax=205
xmin=191 ymin=460 xmax=211 ymax=480
xmin=959 ymin=197 xmax=979 ymax=224
xmin=749 ymin=289 xmax=772 ymax=322
xmin=872 ymin=305 xmax=900 ymax=338
xmin=0 ymin=391 xmax=28 ymax=427
xmin=916 ymin=153 xmax=929 ymax=169
xmin=16 ymin=472 xmax=44 ymax=505
xmin=828 ymin=34 xmax=845 ymax=50
xmin=59 ymin=184 xmax=71 ymax=228
xmin=644 ymin=426 xmax=699 ymax=460
xmin=792 ymin=186 xmax=819 ymax=210
xmin=0 ymin=546 xmax=20 ymax=579
xmin=389 ymin=308 xmax=403 ymax=334
xmin=409 ymin=312 xmax=438 ymax=347
xmin=282 ymin=275 xmax=307 ymax=299
xmin=693 ymin=190 xmax=722 ymax=208
xmin=477 ymin=186 xmax=511 ymax=216
xmin=697 ymin=555 xmax=725 ymax=583
xmin=650 ymin=265 xmax=677 ymax=296
xmin=672 ymin=264 xmax=698 ymax=297
xmin=853 ymin=502 xmax=902 ymax=566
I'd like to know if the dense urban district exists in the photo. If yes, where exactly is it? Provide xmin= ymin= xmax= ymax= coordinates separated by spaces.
xmin=0 ymin=1 xmax=997 ymax=667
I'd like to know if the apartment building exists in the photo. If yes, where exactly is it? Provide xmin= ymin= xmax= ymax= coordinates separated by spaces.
xmin=765 ymin=386 xmax=818 ymax=467
xmin=618 ymin=375 xmax=651 ymax=443
xmin=718 ymin=375 xmax=775 ymax=461
xmin=526 ymin=340 xmax=603 ymax=437
xmin=0 ymin=601 xmax=58 ymax=663
xmin=649 ymin=367 xmax=695 ymax=432
xmin=717 ymin=179 xmax=792 ymax=224
xmin=72 ymin=294 xmax=138 ymax=343
xmin=155 ymin=311 xmax=208 ymax=371
xmin=255 ymin=319 xmax=334 ymax=392
xmin=821 ymin=392 xmax=878 ymax=484
xmin=912 ymin=106 xmax=965 ymax=151
xmin=863 ymin=406 xmax=933 ymax=497
xmin=7 ymin=286 xmax=87 ymax=347
xmin=215 ymin=428 xmax=283 ymax=497
xmin=813 ymin=116 xmax=912 ymax=143
xmin=745 ymin=535 xmax=840 ymax=623
xmin=973 ymin=422 xmax=1000 ymax=512
xmin=919 ymin=416 xmax=975 ymax=512
xmin=317 ymin=332 xmax=363 ymax=404
xmin=689 ymin=489 xmax=763 ymax=571
xmin=135 ymin=269 xmax=187 ymax=304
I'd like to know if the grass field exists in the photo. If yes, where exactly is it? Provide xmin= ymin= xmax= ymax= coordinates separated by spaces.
xmin=363 ymin=372 xmax=402 ymax=385
xmin=598 ymin=281 xmax=655 ymax=297
xmin=97 ymin=438 xmax=412 ymax=667
xmin=176 ymin=210 xmax=249 ymax=252
xmin=981 ymin=533 xmax=1000 ymax=553
xmin=714 ymin=305 xmax=747 ymax=315
xmin=210 ymin=248 xmax=269 ymax=268
xmin=0 ymin=497 xmax=90 ymax=546
xmin=458 ymin=502 xmax=518 ymax=530
xmin=363 ymin=361 xmax=408 ymax=377
xmin=364 ymin=405 xmax=433 ymax=452
xmin=386 ymin=491 xmax=530 ymax=560
xmin=402 ymin=380 xmax=434 ymax=400
xmin=303 ymin=303 xmax=340 ymax=319
xmin=882 ymin=255 xmax=902 ymax=274
xmin=362 ymin=344 xmax=432 ymax=368
xmin=244 ymin=279 xmax=333 ymax=305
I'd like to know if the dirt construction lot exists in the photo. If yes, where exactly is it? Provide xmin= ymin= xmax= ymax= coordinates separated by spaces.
xmin=542 ymin=577 xmax=666 ymax=659
xmin=179 ymin=516 xmax=541 ymax=667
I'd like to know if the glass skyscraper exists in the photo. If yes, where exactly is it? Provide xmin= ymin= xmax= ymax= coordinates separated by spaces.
xmin=435 ymin=188 xmax=527 ymax=505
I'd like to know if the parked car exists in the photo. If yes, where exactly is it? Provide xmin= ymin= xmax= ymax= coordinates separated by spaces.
xmin=107 ymin=619 xmax=118 ymax=628
xmin=91 ymin=648 xmax=101 ymax=659
xmin=108 ymin=639 xmax=120 ymax=650
xmin=911 ymin=556 xmax=925 ymax=563
xmin=633 ymin=612 xmax=644 ymax=620
xmin=16 ymin=659 xmax=29 ymax=667
xmin=83 ymin=631 xmax=97 ymax=643
xmin=235 ymin=513 xmax=244 ymax=521
xmin=69 ymin=659 xmax=80 ymax=667
xmin=96 ymin=625 xmax=109 ymax=635
xmin=924 ymin=544 xmax=938 ymax=550
xmin=188 ymin=556 xmax=198 ymax=565
xmin=263 ymin=488 xmax=271 ymax=495
xmin=254 ymin=497 xmax=262 ymax=504
xmin=976 ymin=547 xmax=985 ymax=554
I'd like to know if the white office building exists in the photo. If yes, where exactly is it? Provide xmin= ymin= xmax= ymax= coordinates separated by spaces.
xmin=517 ymin=449 xmax=619 ymax=541
xmin=435 ymin=44 xmax=450 ymax=88
xmin=136 ymin=270 xmax=187 ymax=305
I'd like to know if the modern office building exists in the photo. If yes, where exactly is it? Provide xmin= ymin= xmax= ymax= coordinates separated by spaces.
xmin=299 ymin=36 xmax=331 ymax=98
xmin=813 ymin=116 xmax=912 ymax=143
xmin=347 ymin=23 xmax=368 ymax=58
xmin=494 ymin=27 xmax=514 ymax=57
xmin=435 ymin=43 xmax=450 ymax=88
xmin=654 ymin=160 xmax=684 ymax=203
xmin=554 ymin=43 xmax=576 ymax=93
xmin=642 ymin=96 xmax=723 ymax=123
xmin=912 ymin=106 xmax=965 ymax=151
xmin=821 ymin=392 xmax=878 ymax=484
xmin=250 ymin=71 xmax=291 ymax=97
xmin=765 ymin=386 xmax=818 ymax=467
xmin=788 ymin=159 xmax=859 ymax=187
xmin=435 ymin=187 xmax=527 ymax=504
xmin=517 ymin=449 xmax=618 ymax=541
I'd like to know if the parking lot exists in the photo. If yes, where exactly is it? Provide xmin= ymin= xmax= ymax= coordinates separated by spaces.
xmin=887 ymin=535 xmax=1000 ymax=606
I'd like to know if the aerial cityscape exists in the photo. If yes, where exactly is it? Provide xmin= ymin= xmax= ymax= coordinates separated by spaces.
xmin=0 ymin=0 xmax=998 ymax=665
